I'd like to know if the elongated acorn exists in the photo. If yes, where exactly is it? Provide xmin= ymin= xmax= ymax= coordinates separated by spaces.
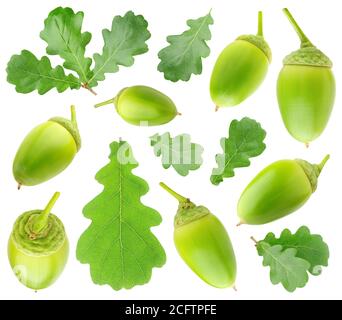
xmin=160 ymin=182 xmax=236 ymax=288
xmin=13 ymin=106 xmax=81 ymax=188
xmin=277 ymin=8 xmax=335 ymax=145
xmin=95 ymin=85 xmax=179 ymax=126
xmin=8 ymin=192 xmax=69 ymax=290
xmin=238 ymin=155 xmax=330 ymax=225
xmin=210 ymin=11 xmax=271 ymax=109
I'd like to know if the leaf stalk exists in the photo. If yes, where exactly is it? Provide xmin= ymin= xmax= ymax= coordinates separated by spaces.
xmin=81 ymin=83 xmax=97 ymax=96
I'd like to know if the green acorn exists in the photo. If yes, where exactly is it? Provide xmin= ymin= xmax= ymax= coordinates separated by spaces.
xmin=238 ymin=155 xmax=329 ymax=225
xmin=160 ymin=183 xmax=237 ymax=288
xmin=8 ymin=192 xmax=69 ymax=290
xmin=13 ymin=106 xmax=81 ymax=188
xmin=210 ymin=11 xmax=271 ymax=108
xmin=95 ymin=85 xmax=179 ymax=126
xmin=277 ymin=8 xmax=336 ymax=145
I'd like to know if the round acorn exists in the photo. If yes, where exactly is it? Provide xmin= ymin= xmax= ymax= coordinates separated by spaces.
xmin=8 ymin=192 xmax=69 ymax=290
xmin=237 ymin=155 xmax=329 ymax=225
xmin=277 ymin=8 xmax=335 ymax=145
xmin=210 ymin=11 xmax=271 ymax=109
xmin=160 ymin=183 xmax=236 ymax=289
xmin=95 ymin=85 xmax=179 ymax=126
xmin=13 ymin=106 xmax=81 ymax=188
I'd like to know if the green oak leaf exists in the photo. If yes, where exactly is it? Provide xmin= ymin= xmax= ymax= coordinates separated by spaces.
xmin=89 ymin=11 xmax=151 ymax=88
xmin=150 ymin=133 xmax=204 ymax=176
xmin=211 ymin=117 xmax=266 ymax=186
xmin=77 ymin=140 xmax=166 ymax=291
xmin=262 ymin=226 xmax=329 ymax=276
xmin=257 ymin=243 xmax=310 ymax=292
xmin=7 ymin=7 xmax=152 ymax=95
xmin=40 ymin=7 xmax=93 ymax=84
xmin=158 ymin=11 xmax=213 ymax=82
xmin=6 ymin=50 xmax=81 ymax=94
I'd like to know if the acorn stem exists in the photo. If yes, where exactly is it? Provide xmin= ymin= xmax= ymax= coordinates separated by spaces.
xmin=283 ymin=8 xmax=313 ymax=48
xmin=94 ymin=98 xmax=114 ymax=108
xmin=31 ymin=192 xmax=60 ymax=234
xmin=159 ymin=182 xmax=188 ymax=203
xmin=318 ymin=154 xmax=330 ymax=173
xmin=257 ymin=11 xmax=263 ymax=36
xmin=70 ymin=105 xmax=77 ymax=124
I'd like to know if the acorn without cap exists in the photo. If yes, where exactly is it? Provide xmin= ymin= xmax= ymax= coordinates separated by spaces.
xmin=95 ymin=85 xmax=179 ymax=126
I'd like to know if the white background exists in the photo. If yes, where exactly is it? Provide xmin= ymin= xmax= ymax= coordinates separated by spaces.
xmin=0 ymin=0 xmax=340 ymax=300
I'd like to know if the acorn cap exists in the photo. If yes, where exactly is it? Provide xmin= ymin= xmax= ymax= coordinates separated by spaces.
xmin=283 ymin=47 xmax=332 ymax=67
xmin=50 ymin=105 xmax=81 ymax=151
xmin=296 ymin=155 xmax=330 ymax=192
xmin=282 ymin=8 xmax=332 ymax=67
xmin=10 ymin=192 xmax=66 ymax=256
xmin=159 ymin=183 xmax=211 ymax=228
xmin=237 ymin=35 xmax=272 ymax=62
xmin=175 ymin=203 xmax=211 ymax=228
xmin=237 ymin=11 xmax=272 ymax=62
